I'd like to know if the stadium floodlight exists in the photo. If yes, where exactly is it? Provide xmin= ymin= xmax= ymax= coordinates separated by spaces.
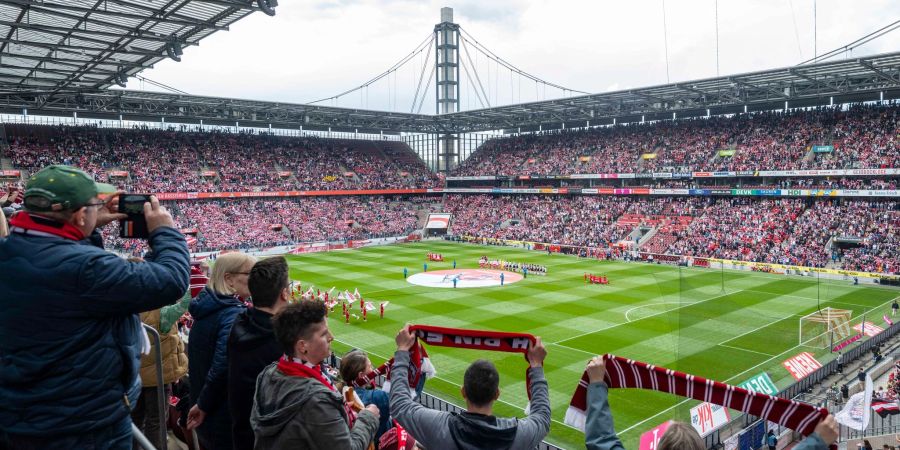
xmin=115 ymin=71 xmax=128 ymax=88
xmin=166 ymin=40 xmax=183 ymax=62
xmin=257 ymin=0 xmax=278 ymax=16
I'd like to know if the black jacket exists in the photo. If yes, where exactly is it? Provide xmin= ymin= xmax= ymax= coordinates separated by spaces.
xmin=187 ymin=287 xmax=245 ymax=449
xmin=227 ymin=307 xmax=282 ymax=450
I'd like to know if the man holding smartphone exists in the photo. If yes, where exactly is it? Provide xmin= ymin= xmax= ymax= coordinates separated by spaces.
xmin=0 ymin=165 xmax=190 ymax=450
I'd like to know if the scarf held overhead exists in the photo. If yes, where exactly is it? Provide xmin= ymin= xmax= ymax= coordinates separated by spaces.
xmin=564 ymin=354 xmax=828 ymax=436
xmin=353 ymin=325 xmax=536 ymax=408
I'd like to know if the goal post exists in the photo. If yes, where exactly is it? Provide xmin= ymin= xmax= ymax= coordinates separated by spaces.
xmin=798 ymin=307 xmax=853 ymax=349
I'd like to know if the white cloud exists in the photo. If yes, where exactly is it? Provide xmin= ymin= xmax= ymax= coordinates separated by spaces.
xmin=127 ymin=0 xmax=900 ymax=112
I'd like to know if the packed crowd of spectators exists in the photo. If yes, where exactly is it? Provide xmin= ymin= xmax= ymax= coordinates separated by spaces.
xmin=453 ymin=104 xmax=899 ymax=176
xmin=444 ymin=194 xmax=634 ymax=248
xmin=103 ymin=196 xmax=425 ymax=254
xmin=5 ymin=125 xmax=440 ymax=192
xmin=442 ymin=194 xmax=899 ymax=273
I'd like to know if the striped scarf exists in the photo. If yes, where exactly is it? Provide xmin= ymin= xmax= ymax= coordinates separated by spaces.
xmin=564 ymin=354 xmax=828 ymax=436
xmin=352 ymin=325 xmax=536 ymax=408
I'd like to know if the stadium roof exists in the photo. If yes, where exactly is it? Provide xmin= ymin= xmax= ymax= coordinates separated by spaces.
xmin=0 ymin=31 xmax=898 ymax=133
xmin=0 ymin=0 xmax=267 ymax=95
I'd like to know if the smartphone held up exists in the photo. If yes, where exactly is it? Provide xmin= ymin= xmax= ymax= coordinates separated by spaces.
xmin=118 ymin=194 xmax=152 ymax=239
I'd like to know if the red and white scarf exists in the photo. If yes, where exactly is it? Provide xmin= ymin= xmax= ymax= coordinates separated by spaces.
xmin=277 ymin=355 xmax=359 ymax=426
xmin=564 ymin=354 xmax=828 ymax=436
xmin=9 ymin=212 xmax=85 ymax=241
xmin=352 ymin=325 xmax=536 ymax=410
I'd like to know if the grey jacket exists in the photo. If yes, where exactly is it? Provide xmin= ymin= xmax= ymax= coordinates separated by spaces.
xmin=389 ymin=350 xmax=551 ymax=450
xmin=250 ymin=362 xmax=378 ymax=450
xmin=584 ymin=381 xmax=830 ymax=450
xmin=793 ymin=433 xmax=829 ymax=449
xmin=585 ymin=382 xmax=625 ymax=450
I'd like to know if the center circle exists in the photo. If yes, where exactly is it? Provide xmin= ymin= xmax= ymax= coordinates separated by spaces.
xmin=406 ymin=269 xmax=523 ymax=288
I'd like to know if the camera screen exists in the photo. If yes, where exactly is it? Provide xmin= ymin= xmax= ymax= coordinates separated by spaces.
xmin=122 ymin=195 xmax=149 ymax=214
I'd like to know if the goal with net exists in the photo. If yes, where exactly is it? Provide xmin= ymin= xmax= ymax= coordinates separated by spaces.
xmin=798 ymin=307 xmax=853 ymax=349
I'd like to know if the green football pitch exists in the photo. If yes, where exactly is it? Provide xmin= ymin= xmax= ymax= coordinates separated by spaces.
xmin=284 ymin=241 xmax=898 ymax=449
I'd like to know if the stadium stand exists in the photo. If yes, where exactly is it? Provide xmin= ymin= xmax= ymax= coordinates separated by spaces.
xmin=452 ymin=104 xmax=899 ymax=176
xmin=5 ymin=125 xmax=439 ymax=192
xmin=101 ymin=196 xmax=428 ymax=254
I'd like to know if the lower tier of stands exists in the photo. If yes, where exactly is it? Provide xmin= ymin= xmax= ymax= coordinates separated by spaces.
xmin=98 ymin=195 xmax=898 ymax=275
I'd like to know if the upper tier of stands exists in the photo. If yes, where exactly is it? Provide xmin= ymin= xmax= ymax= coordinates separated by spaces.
xmin=452 ymin=104 xmax=899 ymax=176
xmin=3 ymin=125 xmax=441 ymax=192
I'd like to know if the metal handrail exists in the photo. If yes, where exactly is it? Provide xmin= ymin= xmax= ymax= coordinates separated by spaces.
xmin=133 ymin=423 xmax=157 ymax=450
xmin=141 ymin=323 xmax=168 ymax=450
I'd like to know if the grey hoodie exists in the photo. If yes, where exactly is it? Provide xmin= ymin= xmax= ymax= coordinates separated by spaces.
xmin=250 ymin=362 xmax=378 ymax=450
xmin=389 ymin=350 xmax=551 ymax=450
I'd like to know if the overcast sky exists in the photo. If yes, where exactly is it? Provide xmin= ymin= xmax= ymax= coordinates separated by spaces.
xmin=125 ymin=0 xmax=900 ymax=113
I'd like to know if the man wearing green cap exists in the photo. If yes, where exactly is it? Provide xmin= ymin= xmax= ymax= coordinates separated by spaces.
xmin=0 ymin=165 xmax=191 ymax=450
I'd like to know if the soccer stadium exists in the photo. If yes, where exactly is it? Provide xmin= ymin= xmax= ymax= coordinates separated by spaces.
xmin=0 ymin=2 xmax=899 ymax=450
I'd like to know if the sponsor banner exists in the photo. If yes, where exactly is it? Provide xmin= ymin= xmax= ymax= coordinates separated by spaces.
xmin=693 ymin=172 xmax=712 ymax=177
xmin=709 ymin=257 xmax=900 ymax=280
xmin=853 ymin=322 xmax=884 ymax=337
xmin=617 ymin=173 xmax=635 ymax=179
xmin=108 ymin=170 xmax=128 ymax=177
xmin=673 ymin=172 xmax=693 ymax=178
xmin=833 ymin=334 xmax=863 ymax=352
xmin=736 ymin=171 xmax=755 ymax=176
xmin=737 ymin=373 xmax=779 ymax=396
xmin=596 ymin=188 xmax=615 ymax=194
xmin=812 ymin=145 xmax=834 ymax=153
xmin=718 ymin=149 xmax=736 ymax=157
xmin=641 ymin=153 xmax=657 ymax=160
xmin=518 ymin=175 xmax=531 ymax=180
xmin=200 ymin=170 xmax=216 ymax=177
xmin=343 ymin=172 xmax=355 ymax=177
xmin=710 ymin=189 xmax=731 ymax=195
xmin=650 ymin=188 xmax=690 ymax=195
xmin=689 ymin=189 xmax=711 ymax=195
xmin=581 ymin=188 xmax=598 ymax=194
xmin=639 ymin=421 xmax=673 ymax=450
xmin=652 ymin=172 xmax=673 ymax=179
xmin=712 ymin=171 xmax=732 ymax=177
xmin=690 ymin=402 xmax=731 ymax=437
xmin=446 ymin=176 xmax=499 ymax=181
xmin=782 ymin=352 xmax=822 ymax=380
xmin=0 ymin=170 xmax=20 ymax=177
xmin=633 ymin=173 xmax=653 ymax=179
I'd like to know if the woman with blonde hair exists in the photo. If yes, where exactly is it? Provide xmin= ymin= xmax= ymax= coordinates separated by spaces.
xmin=186 ymin=252 xmax=257 ymax=450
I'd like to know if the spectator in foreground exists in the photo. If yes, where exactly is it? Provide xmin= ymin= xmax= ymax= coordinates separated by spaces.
xmin=582 ymin=353 xmax=840 ymax=450
xmin=186 ymin=252 xmax=257 ymax=450
xmin=228 ymin=256 xmax=291 ymax=450
xmin=131 ymin=260 xmax=208 ymax=450
xmin=340 ymin=349 xmax=392 ymax=442
xmin=389 ymin=325 xmax=551 ymax=450
xmin=0 ymin=165 xmax=189 ymax=449
xmin=250 ymin=301 xmax=380 ymax=449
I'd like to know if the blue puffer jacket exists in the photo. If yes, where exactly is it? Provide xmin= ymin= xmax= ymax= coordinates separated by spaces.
xmin=0 ymin=225 xmax=189 ymax=436
xmin=188 ymin=287 xmax=245 ymax=443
